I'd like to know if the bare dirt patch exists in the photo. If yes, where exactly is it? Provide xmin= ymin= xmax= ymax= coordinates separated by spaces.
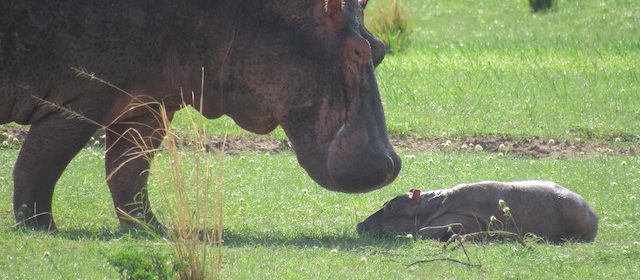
xmin=1 ymin=128 xmax=638 ymax=158
xmin=182 ymin=135 xmax=291 ymax=154
xmin=391 ymin=135 xmax=640 ymax=158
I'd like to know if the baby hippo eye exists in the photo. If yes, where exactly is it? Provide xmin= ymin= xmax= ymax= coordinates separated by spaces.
xmin=384 ymin=203 xmax=397 ymax=213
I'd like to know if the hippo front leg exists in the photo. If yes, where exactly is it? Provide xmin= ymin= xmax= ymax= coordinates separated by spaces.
xmin=105 ymin=109 xmax=173 ymax=230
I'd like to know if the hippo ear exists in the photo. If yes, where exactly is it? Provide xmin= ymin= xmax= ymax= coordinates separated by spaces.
xmin=320 ymin=0 xmax=345 ymax=28
xmin=359 ymin=0 xmax=369 ymax=9
xmin=325 ymin=0 xmax=344 ymax=15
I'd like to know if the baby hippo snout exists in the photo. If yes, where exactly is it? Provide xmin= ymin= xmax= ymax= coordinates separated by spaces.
xmin=356 ymin=210 xmax=384 ymax=236
xmin=356 ymin=222 xmax=367 ymax=235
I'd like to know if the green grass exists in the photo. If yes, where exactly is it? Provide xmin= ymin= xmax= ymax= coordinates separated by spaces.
xmin=2 ymin=0 xmax=640 ymax=278
xmin=375 ymin=0 xmax=640 ymax=139
xmin=1 ymin=148 xmax=639 ymax=278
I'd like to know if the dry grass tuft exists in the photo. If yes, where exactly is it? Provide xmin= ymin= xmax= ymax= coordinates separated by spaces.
xmin=366 ymin=0 xmax=412 ymax=53
xmin=59 ymin=66 xmax=225 ymax=279
xmin=153 ymin=96 xmax=225 ymax=280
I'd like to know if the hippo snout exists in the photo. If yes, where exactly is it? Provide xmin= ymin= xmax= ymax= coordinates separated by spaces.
xmin=328 ymin=151 xmax=401 ymax=193
xmin=356 ymin=208 xmax=385 ymax=236
xmin=357 ymin=221 xmax=380 ymax=236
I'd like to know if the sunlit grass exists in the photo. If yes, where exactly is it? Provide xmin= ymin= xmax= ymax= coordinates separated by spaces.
xmin=378 ymin=48 xmax=640 ymax=138
xmin=371 ymin=0 xmax=640 ymax=139
xmin=1 ymin=148 xmax=639 ymax=278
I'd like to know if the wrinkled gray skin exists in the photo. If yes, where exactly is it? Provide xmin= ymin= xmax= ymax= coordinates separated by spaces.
xmin=0 ymin=0 xmax=401 ymax=230
xmin=358 ymin=181 xmax=599 ymax=242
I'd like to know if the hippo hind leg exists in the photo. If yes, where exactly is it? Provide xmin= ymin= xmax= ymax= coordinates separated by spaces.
xmin=13 ymin=113 xmax=101 ymax=230
xmin=105 ymin=108 xmax=174 ymax=231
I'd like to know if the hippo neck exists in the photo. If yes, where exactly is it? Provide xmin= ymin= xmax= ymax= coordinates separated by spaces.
xmin=190 ymin=0 xmax=316 ymax=120
xmin=178 ymin=0 xmax=245 ymax=119
xmin=420 ymin=191 xmax=446 ymax=219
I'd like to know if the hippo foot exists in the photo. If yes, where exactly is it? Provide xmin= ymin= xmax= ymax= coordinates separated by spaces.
xmin=14 ymin=204 xmax=56 ymax=231
xmin=117 ymin=208 xmax=168 ymax=237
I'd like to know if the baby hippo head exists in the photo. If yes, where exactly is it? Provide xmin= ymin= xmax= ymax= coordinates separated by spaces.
xmin=357 ymin=189 xmax=432 ymax=236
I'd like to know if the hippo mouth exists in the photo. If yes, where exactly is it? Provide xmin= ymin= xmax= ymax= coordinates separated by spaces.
xmin=356 ymin=216 xmax=403 ymax=237
xmin=356 ymin=219 xmax=381 ymax=236
xmin=283 ymin=140 xmax=400 ymax=193
xmin=324 ymin=124 xmax=401 ymax=193
xmin=283 ymin=115 xmax=401 ymax=194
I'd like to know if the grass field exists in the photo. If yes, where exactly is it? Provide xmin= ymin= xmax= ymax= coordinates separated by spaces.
xmin=1 ymin=0 xmax=639 ymax=279
xmin=1 ymin=149 xmax=638 ymax=278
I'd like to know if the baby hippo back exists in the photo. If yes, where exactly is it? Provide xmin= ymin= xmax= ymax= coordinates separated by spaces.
xmin=445 ymin=181 xmax=599 ymax=242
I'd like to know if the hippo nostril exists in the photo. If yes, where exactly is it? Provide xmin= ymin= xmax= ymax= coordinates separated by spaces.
xmin=384 ymin=154 xmax=395 ymax=181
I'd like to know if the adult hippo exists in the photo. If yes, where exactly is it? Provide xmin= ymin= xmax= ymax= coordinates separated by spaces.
xmin=358 ymin=181 xmax=599 ymax=242
xmin=0 ymin=0 xmax=401 ymax=230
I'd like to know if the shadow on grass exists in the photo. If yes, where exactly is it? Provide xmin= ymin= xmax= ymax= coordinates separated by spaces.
xmin=221 ymin=228 xmax=413 ymax=250
xmin=15 ymin=226 xmax=412 ymax=250
xmin=19 ymin=227 xmax=164 ymax=242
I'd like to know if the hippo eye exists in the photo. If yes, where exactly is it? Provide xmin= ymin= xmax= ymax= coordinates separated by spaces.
xmin=354 ymin=48 xmax=361 ymax=58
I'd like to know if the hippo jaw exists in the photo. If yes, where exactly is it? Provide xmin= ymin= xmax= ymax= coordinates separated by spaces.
xmin=324 ymin=116 xmax=402 ymax=193
xmin=292 ymin=125 xmax=401 ymax=193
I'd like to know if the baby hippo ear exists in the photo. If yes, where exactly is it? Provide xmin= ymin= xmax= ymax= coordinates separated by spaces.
xmin=404 ymin=189 xmax=426 ymax=216
xmin=359 ymin=0 xmax=369 ymax=9
xmin=410 ymin=189 xmax=421 ymax=202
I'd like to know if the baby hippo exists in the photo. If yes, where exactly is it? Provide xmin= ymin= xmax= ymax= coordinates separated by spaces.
xmin=357 ymin=181 xmax=599 ymax=242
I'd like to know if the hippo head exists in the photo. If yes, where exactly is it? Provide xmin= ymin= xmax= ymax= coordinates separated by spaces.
xmin=357 ymin=190 xmax=442 ymax=236
xmin=197 ymin=0 xmax=400 ymax=193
